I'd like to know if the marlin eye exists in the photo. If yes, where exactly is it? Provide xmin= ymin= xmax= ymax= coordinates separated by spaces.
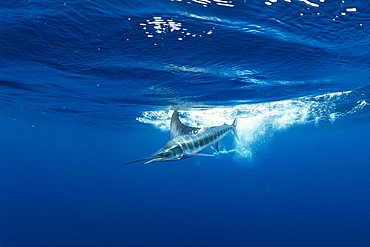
xmin=162 ymin=152 xmax=169 ymax=157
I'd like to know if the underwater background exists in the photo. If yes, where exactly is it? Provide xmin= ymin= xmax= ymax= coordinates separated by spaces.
xmin=1 ymin=0 xmax=370 ymax=246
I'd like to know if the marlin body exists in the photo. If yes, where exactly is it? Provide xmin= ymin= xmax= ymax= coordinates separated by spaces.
xmin=123 ymin=110 xmax=237 ymax=165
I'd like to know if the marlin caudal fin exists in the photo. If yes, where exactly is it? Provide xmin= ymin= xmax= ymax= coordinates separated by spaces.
xmin=232 ymin=118 xmax=239 ymax=141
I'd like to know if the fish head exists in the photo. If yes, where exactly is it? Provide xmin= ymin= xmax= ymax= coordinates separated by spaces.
xmin=145 ymin=140 xmax=183 ymax=164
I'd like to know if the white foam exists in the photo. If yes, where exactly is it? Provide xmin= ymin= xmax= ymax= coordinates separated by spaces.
xmin=137 ymin=90 xmax=368 ymax=161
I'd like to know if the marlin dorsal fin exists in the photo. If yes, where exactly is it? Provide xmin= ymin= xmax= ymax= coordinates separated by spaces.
xmin=170 ymin=110 xmax=200 ymax=139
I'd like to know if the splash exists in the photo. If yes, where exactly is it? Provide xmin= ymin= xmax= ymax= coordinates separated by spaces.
xmin=137 ymin=90 xmax=368 ymax=160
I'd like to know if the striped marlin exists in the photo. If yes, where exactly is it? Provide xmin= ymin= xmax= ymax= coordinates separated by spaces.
xmin=123 ymin=110 xmax=237 ymax=165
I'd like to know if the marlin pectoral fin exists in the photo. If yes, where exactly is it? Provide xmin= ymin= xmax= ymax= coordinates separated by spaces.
xmin=213 ymin=142 xmax=219 ymax=152
xmin=184 ymin=153 xmax=214 ymax=157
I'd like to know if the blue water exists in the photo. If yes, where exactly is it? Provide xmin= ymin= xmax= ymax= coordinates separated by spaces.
xmin=1 ymin=0 xmax=370 ymax=246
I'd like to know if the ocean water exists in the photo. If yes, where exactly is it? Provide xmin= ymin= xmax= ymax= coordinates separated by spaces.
xmin=1 ymin=0 xmax=370 ymax=246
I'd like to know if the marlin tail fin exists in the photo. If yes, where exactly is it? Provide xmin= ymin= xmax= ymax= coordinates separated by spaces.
xmin=232 ymin=118 xmax=239 ymax=141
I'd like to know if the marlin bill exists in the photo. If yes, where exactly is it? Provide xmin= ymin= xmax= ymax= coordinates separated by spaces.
xmin=123 ymin=110 xmax=237 ymax=165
